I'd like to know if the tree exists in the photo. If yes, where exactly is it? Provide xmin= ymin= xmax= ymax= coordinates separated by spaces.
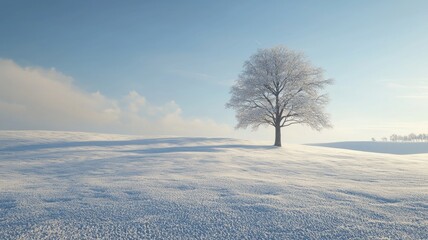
xmin=409 ymin=133 xmax=417 ymax=142
xmin=226 ymin=46 xmax=332 ymax=147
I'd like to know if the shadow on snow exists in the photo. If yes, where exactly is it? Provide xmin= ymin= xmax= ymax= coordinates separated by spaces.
xmin=309 ymin=141 xmax=428 ymax=155
xmin=0 ymin=137 xmax=274 ymax=153
xmin=121 ymin=144 xmax=275 ymax=154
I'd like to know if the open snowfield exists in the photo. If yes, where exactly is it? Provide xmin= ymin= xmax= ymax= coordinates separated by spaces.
xmin=0 ymin=131 xmax=427 ymax=239
xmin=311 ymin=141 xmax=428 ymax=155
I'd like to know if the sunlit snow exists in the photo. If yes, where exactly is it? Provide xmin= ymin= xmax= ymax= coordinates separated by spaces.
xmin=0 ymin=131 xmax=427 ymax=239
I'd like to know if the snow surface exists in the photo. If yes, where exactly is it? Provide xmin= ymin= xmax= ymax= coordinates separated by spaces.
xmin=310 ymin=141 xmax=428 ymax=155
xmin=0 ymin=131 xmax=427 ymax=239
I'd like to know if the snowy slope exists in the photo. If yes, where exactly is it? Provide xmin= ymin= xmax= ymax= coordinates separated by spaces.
xmin=310 ymin=141 xmax=428 ymax=155
xmin=0 ymin=131 xmax=427 ymax=239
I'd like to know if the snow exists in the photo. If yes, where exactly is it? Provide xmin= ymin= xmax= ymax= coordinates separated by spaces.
xmin=310 ymin=141 xmax=428 ymax=155
xmin=0 ymin=131 xmax=427 ymax=239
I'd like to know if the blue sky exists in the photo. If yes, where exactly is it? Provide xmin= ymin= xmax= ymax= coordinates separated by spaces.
xmin=1 ymin=0 xmax=427 ymax=143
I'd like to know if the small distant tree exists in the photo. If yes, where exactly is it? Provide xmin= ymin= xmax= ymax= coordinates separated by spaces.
xmin=226 ymin=46 xmax=332 ymax=147
xmin=409 ymin=133 xmax=417 ymax=142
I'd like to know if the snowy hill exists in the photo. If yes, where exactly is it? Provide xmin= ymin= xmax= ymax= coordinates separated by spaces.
xmin=0 ymin=131 xmax=427 ymax=239
xmin=310 ymin=141 xmax=428 ymax=155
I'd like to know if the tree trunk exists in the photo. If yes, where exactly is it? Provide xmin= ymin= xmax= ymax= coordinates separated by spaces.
xmin=274 ymin=125 xmax=281 ymax=147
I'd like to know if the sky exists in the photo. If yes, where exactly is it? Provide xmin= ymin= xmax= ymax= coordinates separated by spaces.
xmin=1 ymin=0 xmax=428 ymax=143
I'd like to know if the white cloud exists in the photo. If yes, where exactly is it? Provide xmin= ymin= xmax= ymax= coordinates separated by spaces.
xmin=118 ymin=91 xmax=233 ymax=137
xmin=0 ymin=59 xmax=232 ymax=137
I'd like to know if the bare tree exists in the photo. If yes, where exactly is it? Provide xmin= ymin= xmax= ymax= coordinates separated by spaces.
xmin=226 ymin=46 xmax=332 ymax=146
xmin=409 ymin=133 xmax=417 ymax=142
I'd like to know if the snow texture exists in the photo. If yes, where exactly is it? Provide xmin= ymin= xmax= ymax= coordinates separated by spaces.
xmin=0 ymin=131 xmax=427 ymax=239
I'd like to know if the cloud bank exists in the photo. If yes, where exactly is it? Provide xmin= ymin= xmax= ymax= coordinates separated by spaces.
xmin=0 ymin=59 xmax=232 ymax=137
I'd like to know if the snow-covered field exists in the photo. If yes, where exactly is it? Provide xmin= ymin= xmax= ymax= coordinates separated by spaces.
xmin=0 ymin=131 xmax=427 ymax=239
xmin=311 ymin=141 xmax=428 ymax=155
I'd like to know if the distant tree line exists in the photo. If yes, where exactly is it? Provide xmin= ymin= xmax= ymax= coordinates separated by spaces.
xmin=389 ymin=133 xmax=428 ymax=142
